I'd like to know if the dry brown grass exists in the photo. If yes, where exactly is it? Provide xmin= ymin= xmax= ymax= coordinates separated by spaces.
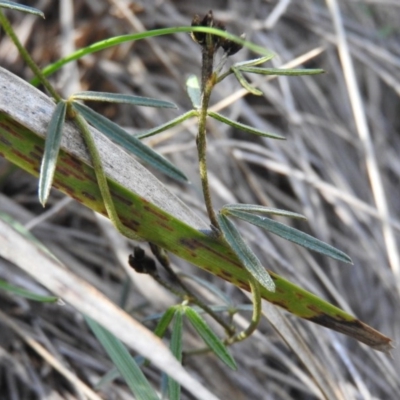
xmin=1 ymin=0 xmax=400 ymax=399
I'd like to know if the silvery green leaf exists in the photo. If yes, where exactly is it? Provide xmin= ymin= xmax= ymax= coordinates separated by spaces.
xmin=228 ymin=209 xmax=353 ymax=264
xmin=217 ymin=213 xmax=276 ymax=292
xmin=208 ymin=111 xmax=285 ymax=140
xmin=239 ymin=66 xmax=325 ymax=76
xmin=0 ymin=1 xmax=44 ymax=17
xmin=72 ymin=102 xmax=188 ymax=183
xmin=184 ymin=306 xmax=237 ymax=370
xmin=186 ymin=74 xmax=201 ymax=109
xmin=223 ymin=204 xmax=306 ymax=220
xmin=135 ymin=110 xmax=197 ymax=139
xmin=86 ymin=317 xmax=159 ymax=400
xmin=71 ymin=91 xmax=177 ymax=109
xmin=39 ymin=101 xmax=67 ymax=206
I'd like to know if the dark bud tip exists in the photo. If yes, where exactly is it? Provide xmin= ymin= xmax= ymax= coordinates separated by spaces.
xmin=133 ymin=246 xmax=145 ymax=260
xmin=203 ymin=10 xmax=214 ymax=26
xmin=221 ymin=33 xmax=245 ymax=56
xmin=190 ymin=9 xmax=226 ymax=50
xmin=128 ymin=247 xmax=157 ymax=275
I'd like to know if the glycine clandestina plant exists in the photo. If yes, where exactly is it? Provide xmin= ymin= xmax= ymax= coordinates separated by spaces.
xmin=0 ymin=3 xmax=393 ymax=399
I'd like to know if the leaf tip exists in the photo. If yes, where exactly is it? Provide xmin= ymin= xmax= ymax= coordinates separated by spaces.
xmin=262 ymin=279 xmax=276 ymax=293
xmin=38 ymin=177 xmax=49 ymax=208
xmin=38 ymin=195 xmax=47 ymax=208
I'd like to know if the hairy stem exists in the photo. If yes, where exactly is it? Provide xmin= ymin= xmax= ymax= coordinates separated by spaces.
xmin=225 ymin=278 xmax=261 ymax=344
xmin=70 ymin=107 xmax=141 ymax=241
xmin=197 ymin=42 xmax=219 ymax=230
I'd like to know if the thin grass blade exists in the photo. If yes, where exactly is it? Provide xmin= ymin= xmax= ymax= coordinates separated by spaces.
xmin=208 ymin=111 xmax=285 ymax=140
xmin=0 ymin=0 xmax=44 ymax=17
xmin=222 ymin=204 xmax=306 ymax=220
xmin=71 ymin=91 xmax=177 ymax=109
xmin=38 ymin=101 xmax=67 ymax=206
xmin=228 ymin=209 xmax=353 ymax=264
xmin=72 ymin=102 xmax=188 ymax=183
xmin=168 ymin=310 xmax=183 ymax=400
xmin=86 ymin=317 xmax=159 ymax=400
xmin=0 ymin=213 xmax=61 ymax=263
xmin=217 ymin=213 xmax=276 ymax=292
xmin=239 ymin=66 xmax=325 ymax=76
xmin=186 ymin=75 xmax=201 ymax=109
xmin=135 ymin=110 xmax=196 ymax=140
xmin=0 ymin=279 xmax=57 ymax=302
xmin=184 ymin=306 xmax=237 ymax=370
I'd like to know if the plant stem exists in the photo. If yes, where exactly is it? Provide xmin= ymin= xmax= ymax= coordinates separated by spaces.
xmin=225 ymin=278 xmax=261 ymax=344
xmin=70 ymin=106 xmax=141 ymax=241
xmin=0 ymin=9 xmax=61 ymax=102
xmin=197 ymin=40 xmax=219 ymax=230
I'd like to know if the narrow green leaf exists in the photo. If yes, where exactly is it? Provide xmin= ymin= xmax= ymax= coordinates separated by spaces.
xmin=170 ymin=310 xmax=183 ymax=362
xmin=234 ymin=55 xmax=274 ymax=68
xmin=232 ymin=67 xmax=263 ymax=96
xmin=0 ymin=1 xmax=45 ymax=17
xmin=222 ymin=204 xmax=306 ymax=220
xmin=72 ymin=102 xmax=188 ymax=183
xmin=228 ymin=209 xmax=353 ymax=264
xmin=186 ymin=75 xmax=201 ymax=109
xmin=31 ymin=27 xmax=275 ymax=86
xmin=135 ymin=110 xmax=197 ymax=140
xmin=217 ymin=213 xmax=276 ymax=292
xmin=86 ymin=317 xmax=159 ymax=400
xmin=153 ymin=306 xmax=176 ymax=338
xmin=0 ymin=279 xmax=57 ymax=302
xmin=239 ymin=66 xmax=325 ymax=76
xmin=168 ymin=310 xmax=183 ymax=400
xmin=71 ymin=91 xmax=177 ymax=109
xmin=38 ymin=101 xmax=67 ymax=206
xmin=208 ymin=111 xmax=285 ymax=140
xmin=184 ymin=307 xmax=237 ymax=370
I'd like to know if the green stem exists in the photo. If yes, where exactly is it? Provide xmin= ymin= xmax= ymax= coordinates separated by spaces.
xmin=216 ymin=69 xmax=233 ymax=84
xmin=0 ymin=9 xmax=61 ymax=101
xmin=70 ymin=106 xmax=141 ymax=241
xmin=225 ymin=278 xmax=261 ymax=344
xmin=197 ymin=44 xmax=219 ymax=230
